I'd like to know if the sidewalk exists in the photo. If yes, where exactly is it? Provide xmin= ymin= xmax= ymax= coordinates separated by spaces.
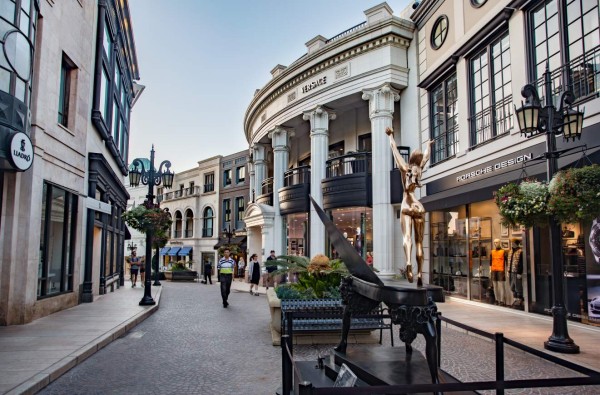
xmin=0 ymin=283 xmax=162 ymax=395
xmin=1 ymin=279 xmax=599 ymax=394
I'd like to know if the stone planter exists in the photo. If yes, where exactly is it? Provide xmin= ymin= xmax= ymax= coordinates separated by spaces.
xmin=266 ymin=289 xmax=380 ymax=346
xmin=163 ymin=271 xmax=198 ymax=281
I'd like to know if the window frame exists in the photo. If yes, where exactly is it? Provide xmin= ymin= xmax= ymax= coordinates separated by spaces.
xmin=429 ymin=73 xmax=459 ymax=165
xmin=236 ymin=166 xmax=246 ymax=183
xmin=223 ymin=169 xmax=232 ymax=186
xmin=202 ymin=207 xmax=213 ymax=237
xmin=58 ymin=54 xmax=76 ymax=128
xmin=431 ymin=15 xmax=449 ymax=50
xmin=235 ymin=196 xmax=245 ymax=228
xmin=223 ymin=199 xmax=231 ymax=224
xmin=204 ymin=172 xmax=215 ymax=193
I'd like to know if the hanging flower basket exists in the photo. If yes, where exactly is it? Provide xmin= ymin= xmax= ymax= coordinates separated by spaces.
xmin=495 ymin=180 xmax=549 ymax=228
xmin=548 ymin=164 xmax=600 ymax=224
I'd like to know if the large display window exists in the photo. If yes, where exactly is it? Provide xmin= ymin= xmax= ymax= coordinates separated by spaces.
xmin=286 ymin=212 xmax=308 ymax=256
xmin=328 ymin=207 xmax=372 ymax=260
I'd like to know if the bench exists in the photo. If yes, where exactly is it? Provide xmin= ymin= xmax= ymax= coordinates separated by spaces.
xmin=171 ymin=270 xmax=199 ymax=282
xmin=280 ymin=299 xmax=393 ymax=346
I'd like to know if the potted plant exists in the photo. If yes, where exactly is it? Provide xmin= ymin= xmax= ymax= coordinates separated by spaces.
xmin=548 ymin=164 xmax=600 ymax=224
xmin=495 ymin=179 xmax=549 ymax=228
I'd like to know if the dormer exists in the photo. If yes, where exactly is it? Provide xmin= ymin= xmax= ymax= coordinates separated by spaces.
xmin=364 ymin=2 xmax=393 ymax=26
xmin=305 ymin=35 xmax=327 ymax=55
xmin=270 ymin=64 xmax=287 ymax=78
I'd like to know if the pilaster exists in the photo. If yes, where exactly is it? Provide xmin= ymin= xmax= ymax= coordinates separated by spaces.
xmin=362 ymin=84 xmax=400 ymax=277
xmin=303 ymin=105 xmax=336 ymax=256
xmin=252 ymin=144 xmax=267 ymax=196
xmin=268 ymin=126 xmax=294 ymax=255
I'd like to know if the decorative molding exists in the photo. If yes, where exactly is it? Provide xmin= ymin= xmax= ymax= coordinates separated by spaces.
xmin=335 ymin=64 xmax=350 ymax=80
xmin=287 ymin=91 xmax=296 ymax=103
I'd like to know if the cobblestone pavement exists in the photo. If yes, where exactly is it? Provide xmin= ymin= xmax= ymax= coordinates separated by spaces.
xmin=40 ymin=281 xmax=599 ymax=395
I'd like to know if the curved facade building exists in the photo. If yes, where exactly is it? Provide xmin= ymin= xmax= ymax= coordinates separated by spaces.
xmin=243 ymin=3 xmax=424 ymax=278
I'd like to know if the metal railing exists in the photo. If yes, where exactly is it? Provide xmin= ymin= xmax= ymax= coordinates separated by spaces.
xmin=470 ymin=95 xmax=514 ymax=147
xmin=326 ymin=21 xmax=366 ymax=44
xmin=432 ymin=124 xmax=459 ymax=164
xmin=284 ymin=166 xmax=310 ymax=187
xmin=184 ymin=229 xmax=193 ymax=238
xmin=325 ymin=152 xmax=371 ymax=178
xmin=535 ymin=45 xmax=600 ymax=105
xmin=261 ymin=177 xmax=273 ymax=195
xmin=280 ymin=311 xmax=600 ymax=394
xmin=203 ymin=183 xmax=214 ymax=193
xmin=173 ymin=230 xmax=182 ymax=238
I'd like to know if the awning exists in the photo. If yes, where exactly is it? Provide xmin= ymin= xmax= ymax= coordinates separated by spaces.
xmin=213 ymin=236 xmax=247 ymax=250
xmin=178 ymin=247 xmax=193 ymax=256
xmin=167 ymin=247 xmax=181 ymax=256
xmin=159 ymin=247 xmax=171 ymax=255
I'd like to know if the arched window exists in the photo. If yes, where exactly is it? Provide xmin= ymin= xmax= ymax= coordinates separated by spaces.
xmin=174 ymin=211 xmax=183 ymax=238
xmin=202 ymin=207 xmax=213 ymax=237
xmin=185 ymin=209 xmax=194 ymax=238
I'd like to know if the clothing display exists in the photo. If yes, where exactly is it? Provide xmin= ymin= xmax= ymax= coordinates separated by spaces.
xmin=490 ymin=247 xmax=506 ymax=305
xmin=508 ymin=247 xmax=523 ymax=302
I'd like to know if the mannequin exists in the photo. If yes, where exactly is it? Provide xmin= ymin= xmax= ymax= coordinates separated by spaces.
xmin=490 ymin=238 xmax=506 ymax=305
xmin=508 ymin=238 xmax=523 ymax=307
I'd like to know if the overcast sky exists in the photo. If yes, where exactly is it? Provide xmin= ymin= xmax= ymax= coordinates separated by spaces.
xmin=128 ymin=0 xmax=413 ymax=171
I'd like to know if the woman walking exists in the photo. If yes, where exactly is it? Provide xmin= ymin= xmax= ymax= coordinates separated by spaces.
xmin=248 ymin=254 xmax=261 ymax=296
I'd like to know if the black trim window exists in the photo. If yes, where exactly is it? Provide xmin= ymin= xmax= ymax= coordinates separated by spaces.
xmin=470 ymin=33 xmax=513 ymax=146
xmin=202 ymin=207 xmax=213 ymax=237
xmin=224 ymin=169 xmax=232 ymax=186
xmin=223 ymin=199 xmax=231 ymax=223
xmin=531 ymin=0 xmax=600 ymax=100
xmin=236 ymin=196 xmax=245 ymax=226
xmin=58 ymin=55 xmax=76 ymax=128
xmin=431 ymin=15 xmax=449 ymax=50
xmin=38 ymin=182 xmax=77 ymax=298
xmin=236 ymin=166 xmax=245 ymax=183
xmin=430 ymin=73 xmax=458 ymax=164
xmin=204 ymin=172 xmax=214 ymax=193
xmin=92 ymin=9 xmax=132 ymax=167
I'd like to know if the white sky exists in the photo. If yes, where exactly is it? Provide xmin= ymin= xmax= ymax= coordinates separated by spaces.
xmin=128 ymin=0 xmax=413 ymax=171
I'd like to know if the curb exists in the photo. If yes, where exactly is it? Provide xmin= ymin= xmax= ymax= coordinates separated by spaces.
xmin=5 ymin=287 xmax=162 ymax=395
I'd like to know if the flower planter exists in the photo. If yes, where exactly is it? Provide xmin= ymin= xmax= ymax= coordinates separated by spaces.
xmin=164 ymin=271 xmax=198 ymax=281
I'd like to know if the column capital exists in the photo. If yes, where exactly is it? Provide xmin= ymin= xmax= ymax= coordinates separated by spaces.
xmin=252 ymin=144 xmax=267 ymax=161
xmin=362 ymin=83 xmax=400 ymax=118
xmin=303 ymin=105 xmax=336 ymax=137
xmin=268 ymin=126 xmax=295 ymax=149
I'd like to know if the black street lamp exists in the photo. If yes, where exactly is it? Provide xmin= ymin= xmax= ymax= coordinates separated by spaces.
xmin=515 ymin=65 xmax=584 ymax=354
xmin=129 ymin=145 xmax=174 ymax=306
xmin=222 ymin=224 xmax=236 ymax=245
xmin=127 ymin=243 xmax=137 ymax=254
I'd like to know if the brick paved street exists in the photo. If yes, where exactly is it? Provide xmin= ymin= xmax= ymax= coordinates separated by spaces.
xmin=39 ymin=281 xmax=600 ymax=395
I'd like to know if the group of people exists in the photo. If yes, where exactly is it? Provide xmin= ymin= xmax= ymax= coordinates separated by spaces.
xmin=128 ymin=251 xmax=146 ymax=287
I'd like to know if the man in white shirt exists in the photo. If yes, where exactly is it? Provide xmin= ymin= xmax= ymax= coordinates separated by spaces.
xmin=217 ymin=248 xmax=235 ymax=308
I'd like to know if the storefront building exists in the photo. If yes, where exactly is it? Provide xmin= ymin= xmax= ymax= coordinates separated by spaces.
xmin=0 ymin=0 xmax=142 ymax=325
xmin=412 ymin=0 xmax=600 ymax=326
xmin=243 ymin=3 xmax=420 ymax=275
xmin=157 ymin=155 xmax=225 ymax=277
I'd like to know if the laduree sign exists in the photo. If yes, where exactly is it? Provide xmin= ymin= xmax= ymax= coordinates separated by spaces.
xmin=7 ymin=132 xmax=33 ymax=171
xmin=85 ymin=197 xmax=112 ymax=214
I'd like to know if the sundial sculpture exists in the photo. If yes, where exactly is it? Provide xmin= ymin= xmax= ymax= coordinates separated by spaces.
xmin=386 ymin=127 xmax=434 ymax=287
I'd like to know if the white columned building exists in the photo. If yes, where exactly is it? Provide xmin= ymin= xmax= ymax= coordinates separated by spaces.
xmin=253 ymin=144 xmax=267 ymax=196
xmin=269 ymin=126 xmax=294 ymax=255
xmin=362 ymin=84 xmax=400 ymax=277
xmin=303 ymin=105 xmax=336 ymax=256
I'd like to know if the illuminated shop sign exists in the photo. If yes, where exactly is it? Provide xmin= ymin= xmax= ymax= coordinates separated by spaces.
xmin=8 ymin=132 xmax=33 ymax=171
xmin=456 ymin=153 xmax=533 ymax=183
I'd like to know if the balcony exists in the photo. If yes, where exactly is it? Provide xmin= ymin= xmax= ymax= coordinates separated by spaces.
xmin=535 ymin=45 xmax=600 ymax=104
xmin=204 ymin=183 xmax=214 ymax=193
xmin=185 ymin=186 xmax=200 ymax=196
xmin=256 ymin=177 xmax=273 ymax=206
xmin=322 ymin=152 xmax=372 ymax=210
xmin=279 ymin=166 xmax=310 ymax=215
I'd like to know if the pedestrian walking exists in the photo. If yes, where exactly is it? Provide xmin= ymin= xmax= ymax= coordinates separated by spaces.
xmin=217 ymin=248 xmax=235 ymax=308
xmin=129 ymin=251 xmax=140 ymax=287
xmin=139 ymin=256 xmax=146 ymax=284
xmin=248 ymin=254 xmax=261 ymax=295
xmin=237 ymin=256 xmax=245 ymax=279
xmin=265 ymin=249 xmax=278 ymax=290
xmin=202 ymin=259 xmax=213 ymax=285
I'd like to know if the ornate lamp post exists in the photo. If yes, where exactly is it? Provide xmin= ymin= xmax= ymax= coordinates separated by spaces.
xmin=514 ymin=65 xmax=584 ymax=354
xmin=222 ymin=224 xmax=236 ymax=245
xmin=128 ymin=145 xmax=174 ymax=306
xmin=127 ymin=243 xmax=137 ymax=254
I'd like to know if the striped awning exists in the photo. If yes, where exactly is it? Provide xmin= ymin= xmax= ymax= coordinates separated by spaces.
xmin=178 ymin=247 xmax=192 ymax=256
xmin=159 ymin=247 xmax=171 ymax=255
xmin=167 ymin=247 xmax=181 ymax=256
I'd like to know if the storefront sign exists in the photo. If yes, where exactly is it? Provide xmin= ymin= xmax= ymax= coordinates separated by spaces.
xmin=85 ymin=197 xmax=112 ymax=214
xmin=302 ymin=76 xmax=327 ymax=94
xmin=7 ymin=132 xmax=33 ymax=171
xmin=456 ymin=153 xmax=533 ymax=183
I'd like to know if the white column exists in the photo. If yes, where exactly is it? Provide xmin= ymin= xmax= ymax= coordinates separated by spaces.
xmin=303 ymin=105 xmax=336 ymax=256
xmin=252 ymin=144 xmax=267 ymax=197
xmin=362 ymin=84 xmax=400 ymax=277
xmin=269 ymin=126 xmax=294 ymax=255
xmin=248 ymin=155 xmax=255 ymax=202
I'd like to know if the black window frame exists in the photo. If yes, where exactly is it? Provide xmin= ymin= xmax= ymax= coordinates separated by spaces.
xmin=224 ymin=169 xmax=232 ymax=186
xmin=204 ymin=172 xmax=215 ymax=193
xmin=223 ymin=199 xmax=231 ymax=223
xmin=38 ymin=182 xmax=77 ymax=298
xmin=431 ymin=15 xmax=449 ymax=50
xmin=58 ymin=54 xmax=76 ymax=128
xmin=235 ymin=196 xmax=245 ymax=227
xmin=430 ymin=73 xmax=459 ymax=164
xmin=468 ymin=32 xmax=514 ymax=148
xmin=236 ymin=166 xmax=246 ymax=183
xmin=202 ymin=207 xmax=213 ymax=237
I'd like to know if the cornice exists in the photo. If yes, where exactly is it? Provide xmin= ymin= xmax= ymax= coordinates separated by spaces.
xmin=244 ymin=19 xmax=414 ymax=142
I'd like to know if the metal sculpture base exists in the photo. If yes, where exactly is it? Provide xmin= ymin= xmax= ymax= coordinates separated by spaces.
xmin=334 ymin=276 xmax=442 ymax=386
